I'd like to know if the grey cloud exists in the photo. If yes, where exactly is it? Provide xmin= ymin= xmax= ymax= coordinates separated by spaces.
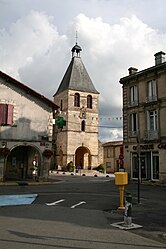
xmin=0 ymin=2 xmax=166 ymax=142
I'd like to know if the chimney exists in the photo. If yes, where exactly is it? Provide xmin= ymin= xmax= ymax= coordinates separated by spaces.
xmin=154 ymin=51 xmax=165 ymax=65
xmin=128 ymin=67 xmax=138 ymax=75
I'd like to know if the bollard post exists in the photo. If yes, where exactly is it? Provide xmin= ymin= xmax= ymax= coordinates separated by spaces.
xmin=118 ymin=185 xmax=125 ymax=210
xmin=124 ymin=192 xmax=132 ymax=226
xmin=114 ymin=172 xmax=128 ymax=210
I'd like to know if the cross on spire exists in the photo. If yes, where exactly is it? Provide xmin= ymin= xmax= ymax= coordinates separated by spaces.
xmin=75 ymin=30 xmax=78 ymax=44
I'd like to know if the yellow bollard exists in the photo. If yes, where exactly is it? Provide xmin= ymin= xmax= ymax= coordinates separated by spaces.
xmin=114 ymin=172 xmax=128 ymax=210
xmin=118 ymin=185 xmax=125 ymax=210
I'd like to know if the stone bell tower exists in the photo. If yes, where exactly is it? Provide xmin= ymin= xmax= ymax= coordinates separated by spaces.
xmin=53 ymin=42 xmax=99 ymax=170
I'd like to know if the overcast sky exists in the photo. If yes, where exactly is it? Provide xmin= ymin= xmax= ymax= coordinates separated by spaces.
xmin=0 ymin=0 xmax=166 ymax=142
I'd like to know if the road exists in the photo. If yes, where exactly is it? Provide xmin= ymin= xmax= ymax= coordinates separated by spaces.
xmin=0 ymin=174 xmax=166 ymax=249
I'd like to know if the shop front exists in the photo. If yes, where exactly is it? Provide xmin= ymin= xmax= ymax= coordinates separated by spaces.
xmin=131 ymin=144 xmax=159 ymax=181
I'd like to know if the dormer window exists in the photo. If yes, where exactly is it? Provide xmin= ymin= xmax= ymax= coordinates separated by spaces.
xmin=74 ymin=93 xmax=80 ymax=107
xmin=87 ymin=95 xmax=92 ymax=109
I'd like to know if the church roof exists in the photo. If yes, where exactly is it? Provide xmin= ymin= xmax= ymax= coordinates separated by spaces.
xmin=54 ymin=44 xmax=99 ymax=96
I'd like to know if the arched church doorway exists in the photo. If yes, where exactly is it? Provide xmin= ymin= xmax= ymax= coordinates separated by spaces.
xmin=75 ymin=146 xmax=91 ymax=170
xmin=5 ymin=145 xmax=41 ymax=180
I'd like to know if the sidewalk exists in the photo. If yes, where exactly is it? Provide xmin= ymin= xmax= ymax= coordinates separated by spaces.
xmin=49 ymin=169 xmax=115 ymax=177
xmin=0 ymin=170 xmax=114 ymax=186
xmin=105 ymin=181 xmax=166 ymax=245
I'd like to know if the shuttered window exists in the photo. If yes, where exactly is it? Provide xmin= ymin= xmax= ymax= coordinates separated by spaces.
xmin=0 ymin=104 xmax=14 ymax=125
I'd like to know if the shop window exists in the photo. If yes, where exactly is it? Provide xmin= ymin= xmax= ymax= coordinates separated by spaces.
xmin=131 ymin=153 xmax=139 ymax=178
xmin=0 ymin=104 xmax=14 ymax=126
xmin=152 ymin=153 xmax=159 ymax=180
xmin=74 ymin=93 xmax=80 ymax=107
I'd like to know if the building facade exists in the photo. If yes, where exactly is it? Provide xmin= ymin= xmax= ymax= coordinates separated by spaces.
xmin=120 ymin=51 xmax=166 ymax=182
xmin=53 ymin=43 xmax=99 ymax=170
xmin=0 ymin=71 xmax=58 ymax=181
xmin=103 ymin=141 xmax=123 ymax=173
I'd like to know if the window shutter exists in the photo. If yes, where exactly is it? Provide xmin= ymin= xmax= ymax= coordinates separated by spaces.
xmin=0 ymin=104 xmax=3 ymax=124
xmin=147 ymin=110 xmax=150 ymax=130
xmin=152 ymin=80 xmax=157 ymax=96
xmin=7 ymin=104 xmax=14 ymax=125
xmin=134 ymin=85 xmax=138 ymax=101
xmin=148 ymin=81 xmax=152 ymax=97
xmin=0 ymin=104 xmax=7 ymax=125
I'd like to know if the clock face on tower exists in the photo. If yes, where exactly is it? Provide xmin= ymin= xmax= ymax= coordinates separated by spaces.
xmin=80 ymin=106 xmax=86 ymax=119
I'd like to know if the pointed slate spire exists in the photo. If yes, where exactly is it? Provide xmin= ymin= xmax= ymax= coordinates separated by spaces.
xmin=54 ymin=43 xmax=99 ymax=96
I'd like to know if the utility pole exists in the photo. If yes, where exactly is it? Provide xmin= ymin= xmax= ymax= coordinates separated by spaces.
xmin=137 ymin=139 xmax=141 ymax=204
xmin=137 ymin=112 xmax=141 ymax=204
xmin=137 ymin=101 xmax=142 ymax=204
xmin=52 ymin=110 xmax=57 ymax=170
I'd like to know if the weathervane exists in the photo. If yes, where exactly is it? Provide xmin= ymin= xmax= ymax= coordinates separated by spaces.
xmin=75 ymin=30 xmax=78 ymax=44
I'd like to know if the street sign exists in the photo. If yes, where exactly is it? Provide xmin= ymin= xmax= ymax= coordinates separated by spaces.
xmin=56 ymin=116 xmax=66 ymax=129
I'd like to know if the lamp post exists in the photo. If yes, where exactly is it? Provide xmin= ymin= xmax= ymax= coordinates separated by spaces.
xmin=137 ymin=137 xmax=141 ymax=204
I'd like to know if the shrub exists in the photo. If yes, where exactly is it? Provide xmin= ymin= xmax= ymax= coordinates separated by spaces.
xmin=67 ymin=161 xmax=73 ymax=172
xmin=97 ymin=164 xmax=105 ymax=173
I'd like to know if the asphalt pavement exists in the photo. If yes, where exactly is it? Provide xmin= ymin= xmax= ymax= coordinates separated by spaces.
xmin=49 ymin=172 xmax=166 ymax=245
xmin=0 ymin=172 xmax=166 ymax=248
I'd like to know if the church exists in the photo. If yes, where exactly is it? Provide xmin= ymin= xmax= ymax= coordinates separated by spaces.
xmin=0 ymin=42 xmax=101 ymax=182
xmin=53 ymin=43 xmax=100 ymax=170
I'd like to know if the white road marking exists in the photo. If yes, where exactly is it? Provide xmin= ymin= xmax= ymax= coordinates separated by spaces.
xmin=46 ymin=199 xmax=65 ymax=206
xmin=70 ymin=201 xmax=86 ymax=209
xmin=0 ymin=194 xmax=38 ymax=207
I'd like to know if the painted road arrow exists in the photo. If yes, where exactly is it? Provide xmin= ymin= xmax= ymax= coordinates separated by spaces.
xmin=46 ymin=199 xmax=65 ymax=206
xmin=70 ymin=201 xmax=86 ymax=209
